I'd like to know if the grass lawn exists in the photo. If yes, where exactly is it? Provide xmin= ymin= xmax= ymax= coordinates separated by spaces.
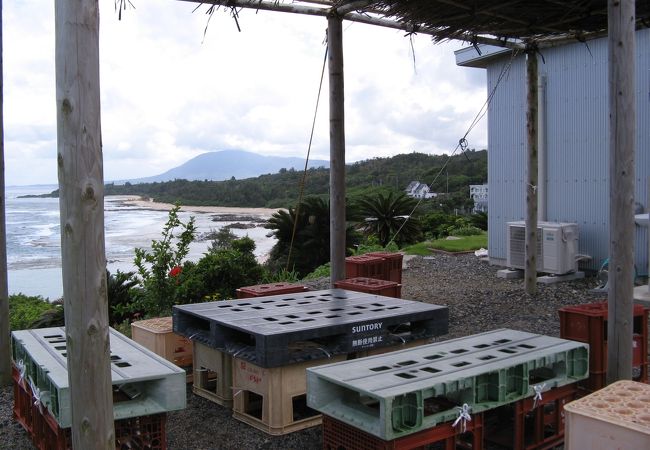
xmin=404 ymin=233 xmax=487 ymax=256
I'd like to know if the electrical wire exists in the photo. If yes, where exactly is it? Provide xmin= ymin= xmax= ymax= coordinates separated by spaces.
xmin=386 ymin=47 xmax=521 ymax=247
xmin=285 ymin=33 xmax=329 ymax=271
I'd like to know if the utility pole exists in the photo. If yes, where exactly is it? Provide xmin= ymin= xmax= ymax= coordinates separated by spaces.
xmin=55 ymin=0 xmax=115 ymax=446
xmin=607 ymin=0 xmax=636 ymax=384
xmin=328 ymin=14 xmax=346 ymax=285
xmin=0 ymin=0 xmax=11 ymax=387
xmin=524 ymin=47 xmax=539 ymax=295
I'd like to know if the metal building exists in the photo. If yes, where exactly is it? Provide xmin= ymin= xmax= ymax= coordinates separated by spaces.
xmin=455 ymin=29 xmax=650 ymax=274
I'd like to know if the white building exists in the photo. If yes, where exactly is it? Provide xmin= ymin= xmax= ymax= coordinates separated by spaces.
xmin=455 ymin=29 xmax=649 ymax=271
xmin=470 ymin=184 xmax=488 ymax=213
xmin=405 ymin=181 xmax=436 ymax=199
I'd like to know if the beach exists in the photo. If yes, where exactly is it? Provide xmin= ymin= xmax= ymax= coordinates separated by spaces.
xmin=7 ymin=190 xmax=280 ymax=299
xmin=121 ymin=196 xmax=281 ymax=217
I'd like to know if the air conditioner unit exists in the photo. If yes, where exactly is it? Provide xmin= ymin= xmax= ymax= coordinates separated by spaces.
xmin=506 ymin=221 xmax=579 ymax=275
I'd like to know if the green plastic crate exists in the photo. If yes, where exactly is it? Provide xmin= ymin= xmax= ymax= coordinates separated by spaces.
xmin=307 ymin=329 xmax=588 ymax=440
xmin=11 ymin=326 xmax=186 ymax=428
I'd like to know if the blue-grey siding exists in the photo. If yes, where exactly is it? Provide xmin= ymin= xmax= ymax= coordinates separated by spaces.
xmin=484 ymin=29 xmax=649 ymax=273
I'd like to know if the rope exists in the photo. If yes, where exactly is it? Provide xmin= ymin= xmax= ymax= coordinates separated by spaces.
xmin=452 ymin=403 xmax=472 ymax=433
xmin=16 ymin=359 xmax=26 ymax=387
xmin=532 ymin=382 xmax=546 ymax=409
xmin=385 ymin=47 xmax=520 ymax=247
xmin=285 ymin=32 xmax=329 ymax=272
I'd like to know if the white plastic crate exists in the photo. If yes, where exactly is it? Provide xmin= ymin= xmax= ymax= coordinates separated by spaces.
xmin=11 ymin=326 xmax=186 ymax=428
xmin=564 ymin=380 xmax=650 ymax=449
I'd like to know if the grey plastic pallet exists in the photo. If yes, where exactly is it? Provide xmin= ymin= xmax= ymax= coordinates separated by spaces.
xmin=173 ymin=289 xmax=448 ymax=368
xmin=306 ymin=329 xmax=589 ymax=440
xmin=11 ymin=327 xmax=186 ymax=428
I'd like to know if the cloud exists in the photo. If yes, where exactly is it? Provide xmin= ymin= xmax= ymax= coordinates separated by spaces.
xmin=4 ymin=0 xmax=487 ymax=186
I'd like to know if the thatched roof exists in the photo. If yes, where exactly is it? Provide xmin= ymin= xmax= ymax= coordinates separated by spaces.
xmin=194 ymin=1 xmax=650 ymax=47
xmin=364 ymin=1 xmax=650 ymax=43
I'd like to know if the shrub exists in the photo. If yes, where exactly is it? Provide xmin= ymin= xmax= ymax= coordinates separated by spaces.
xmin=303 ymin=262 xmax=331 ymax=280
xmin=133 ymin=204 xmax=196 ymax=315
xmin=449 ymin=226 xmax=484 ymax=236
xmin=207 ymin=227 xmax=238 ymax=252
xmin=9 ymin=294 xmax=56 ymax=330
xmin=469 ymin=211 xmax=488 ymax=231
xmin=176 ymin=237 xmax=265 ymax=302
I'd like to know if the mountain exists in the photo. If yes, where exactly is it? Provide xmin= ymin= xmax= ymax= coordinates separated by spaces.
xmin=122 ymin=150 xmax=329 ymax=184
xmin=99 ymin=149 xmax=487 ymax=208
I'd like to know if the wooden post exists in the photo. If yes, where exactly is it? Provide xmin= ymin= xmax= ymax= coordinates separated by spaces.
xmin=55 ymin=0 xmax=115 ymax=447
xmin=328 ymin=14 xmax=346 ymax=286
xmin=0 ymin=0 xmax=11 ymax=387
xmin=524 ymin=47 xmax=539 ymax=295
xmin=607 ymin=0 xmax=636 ymax=384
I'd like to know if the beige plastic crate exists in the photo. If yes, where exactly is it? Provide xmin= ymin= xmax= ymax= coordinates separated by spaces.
xmin=232 ymin=355 xmax=346 ymax=435
xmin=565 ymin=380 xmax=650 ymax=449
xmin=131 ymin=317 xmax=193 ymax=369
xmin=192 ymin=341 xmax=234 ymax=407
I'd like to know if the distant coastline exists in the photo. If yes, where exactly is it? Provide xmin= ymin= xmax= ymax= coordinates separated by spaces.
xmin=119 ymin=196 xmax=281 ymax=218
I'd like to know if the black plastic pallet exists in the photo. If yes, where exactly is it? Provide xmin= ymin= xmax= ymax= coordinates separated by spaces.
xmin=173 ymin=289 xmax=448 ymax=368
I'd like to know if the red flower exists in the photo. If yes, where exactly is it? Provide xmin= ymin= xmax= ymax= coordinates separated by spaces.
xmin=169 ymin=266 xmax=182 ymax=278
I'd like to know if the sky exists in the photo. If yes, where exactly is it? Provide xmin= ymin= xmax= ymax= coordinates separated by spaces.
xmin=4 ymin=0 xmax=488 ymax=186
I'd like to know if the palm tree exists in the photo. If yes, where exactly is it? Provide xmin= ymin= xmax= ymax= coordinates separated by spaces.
xmin=356 ymin=191 xmax=422 ymax=247
xmin=265 ymin=196 xmax=359 ymax=276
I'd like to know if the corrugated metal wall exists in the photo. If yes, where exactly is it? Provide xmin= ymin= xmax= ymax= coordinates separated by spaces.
xmin=486 ymin=29 xmax=649 ymax=274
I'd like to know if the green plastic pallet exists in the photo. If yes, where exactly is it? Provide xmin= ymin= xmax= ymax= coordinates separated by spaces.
xmin=307 ymin=329 xmax=588 ymax=440
xmin=11 ymin=326 xmax=186 ymax=428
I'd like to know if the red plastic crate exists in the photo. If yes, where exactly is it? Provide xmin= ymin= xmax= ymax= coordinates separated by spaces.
xmin=13 ymin=362 xmax=168 ymax=449
xmin=558 ymin=302 xmax=649 ymax=390
xmin=323 ymin=413 xmax=484 ymax=450
xmin=12 ymin=365 xmax=34 ymax=434
xmin=114 ymin=414 xmax=167 ymax=450
xmin=28 ymin=410 xmax=167 ymax=450
xmin=334 ymin=277 xmax=402 ymax=298
xmin=365 ymin=252 xmax=404 ymax=284
xmin=484 ymin=383 xmax=578 ymax=450
xmin=236 ymin=282 xmax=310 ymax=298
xmin=345 ymin=255 xmax=386 ymax=280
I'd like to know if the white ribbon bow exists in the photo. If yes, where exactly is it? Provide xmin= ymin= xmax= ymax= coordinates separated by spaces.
xmin=532 ymin=383 xmax=546 ymax=409
xmin=28 ymin=377 xmax=49 ymax=414
xmin=16 ymin=359 xmax=27 ymax=387
xmin=452 ymin=403 xmax=472 ymax=433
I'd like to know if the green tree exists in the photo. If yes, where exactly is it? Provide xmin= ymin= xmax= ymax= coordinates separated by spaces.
xmin=265 ymin=196 xmax=359 ymax=276
xmin=106 ymin=270 xmax=140 ymax=325
xmin=177 ymin=237 xmax=264 ymax=302
xmin=208 ymin=227 xmax=238 ymax=252
xmin=133 ymin=204 xmax=196 ymax=315
xmin=8 ymin=294 xmax=56 ymax=330
xmin=356 ymin=191 xmax=422 ymax=247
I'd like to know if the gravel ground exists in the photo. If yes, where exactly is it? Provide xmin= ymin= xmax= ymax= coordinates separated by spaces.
xmin=0 ymin=253 xmax=603 ymax=450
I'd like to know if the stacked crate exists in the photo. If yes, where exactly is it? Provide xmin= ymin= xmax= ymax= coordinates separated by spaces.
xmin=559 ymin=301 xmax=649 ymax=391
xmin=173 ymin=289 xmax=449 ymax=434
xmin=483 ymin=382 xmax=579 ymax=450
xmin=334 ymin=277 xmax=401 ymax=298
xmin=131 ymin=316 xmax=193 ymax=382
xmin=365 ymin=252 xmax=404 ymax=283
xmin=11 ymin=327 xmax=185 ymax=449
xmin=564 ymin=380 xmax=650 ymax=449
xmin=307 ymin=329 xmax=589 ymax=448
xmin=322 ymin=413 xmax=484 ymax=450
xmin=346 ymin=252 xmax=404 ymax=283
xmin=236 ymin=282 xmax=310 ymax=299
xmin=192 ymin=342 xmax=234 ymax=407
xmin=345 ymin=255 xmax=386 ymax=280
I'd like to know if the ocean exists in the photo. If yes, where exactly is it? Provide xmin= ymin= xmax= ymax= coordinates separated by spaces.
xmin=6 ymin=185 xmax=276 ymax=300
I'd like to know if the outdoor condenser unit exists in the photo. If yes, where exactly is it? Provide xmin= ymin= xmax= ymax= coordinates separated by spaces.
xmin=506 ymin=221 xmax=579 ymax=275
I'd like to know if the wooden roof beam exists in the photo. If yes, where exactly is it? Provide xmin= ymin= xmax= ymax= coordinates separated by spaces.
xmin=176 ymin=0 xmax=331 ymax=18
xmin=176 ymin=0 xmax=444 ymax=37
